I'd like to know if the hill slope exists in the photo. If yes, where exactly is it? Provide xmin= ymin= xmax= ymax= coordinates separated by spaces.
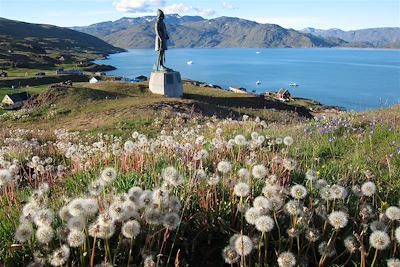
xmin=301 ymin=27 xmax=400 ymax=48
xmin=0 ymin=17 xmax=125 ymax=68
xmin=72 ymin=15 xmax=344 ymax=49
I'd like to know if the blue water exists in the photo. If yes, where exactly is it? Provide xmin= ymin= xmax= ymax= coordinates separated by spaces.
xmin=95 ymin=48 xmax=400 ymax=111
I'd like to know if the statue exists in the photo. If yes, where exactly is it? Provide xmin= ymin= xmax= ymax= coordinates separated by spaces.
xmin=155 ymin=9 xmax=169 ymax=71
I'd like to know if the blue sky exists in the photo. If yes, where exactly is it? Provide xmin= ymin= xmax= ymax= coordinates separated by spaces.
xmin=0 ymin=0 xmax=399 ymax=30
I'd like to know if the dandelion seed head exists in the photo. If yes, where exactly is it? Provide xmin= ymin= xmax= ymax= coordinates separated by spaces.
xmin=217 ymin=161 xmax=231 ymax=174
xmin=370 ymin=220 xmax=388 ymax=232
xmin=88 ymin=180 xmax=103 ymax=196
xmin=385 ymin=206 xmax=400 ymax=221
xmin=50 ymin=245 xmax=70 ymax=266
xmin=285 ymin=200 xmax=303 ymax=216
xmin=396 ymin=227 xmax=400 ymax=244
xmin=138 ymin=190 xmax=154 ymax=209
xmin=15 ymin=222 xmax=33 ymax=242
xmin=305 ymin=169 xmax=318 ymax=181
xmin=237 ymin=168 xmax=250 ymax=181
xmin=222 ymin=246 xmax=239 ymax=264
xmin=369 ymin=231 xmax=391 ymax=250
xmin=0 ymin=169 xmax=12 ymax=186
xmin=305 ymin=228 xmax=320 ymax=242
xmin=207 ymin=174 xmax=220 ymax=186
xmin=233 ymin=234 xmax=253 ymax=256
xmin=255 ymin=215 xmax=274 ymax=233
xmin=163 ymin=212 xmax=180 ymax=230
xmin=33 ymin=209 xmax=54 ymax=227
xmin=351 ymin=185 xmax=362 ymax=197
xmin=252 ymin=164 xmax=267 ymax=179
xmin=67 ymin=198 xmax=86 ymax=217
xmin=144 ymin=208 xmax=162 ymax=225
xmin=127 ymin=186 xmax=143 ymax=202
xmin=329 ymin=184 xmax=348 ymax=200
xmin=318 ymin=241 xmax=336 ymax=257
xmin=344 ymin=236 xmax=357 ymax=253
xmin=121 ymin=220 xmax=141 ymax=239
xmin=387 ymin=258 xmax=400 ymax=267
xmin=234 ymin=134 xmax=246 ymax=146
xmin=253 ymin=196 xmax=272 ymax=212
xmin=315 ymin=179 xmax=328 ymax=190
xmin=283 ymin=136 xmax=294 ymax=146
xmin=195 ymin=169 xmax=207 ymax=182
xmin=234 ymin=182 xmax=250 ymax=197
xmin=283 ymin=158 xmax=296 ymax=171
xmin=328 ymin=211 xmax=349 ymax=230
xmin=67 ymin=230 xmax=85 ymax=247
xmin=361 ymin=181 xmax=376 ymax=197
xmin=359 ymin=204 xmax=374 ymax=220
xmin=277 ymin=251 xmax=296 ymax=267
xmin=290 ymin=184 xmax=307 ymax=199
xmin=36 ymin=225 xmax=54 ymax=244
xmin=100 ymin=167 xmax=117 ymax=184
xmin=245 ymin=207 xmax=261 ymax=225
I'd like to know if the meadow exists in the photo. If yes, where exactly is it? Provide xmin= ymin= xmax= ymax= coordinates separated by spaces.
xmin=0 ymin=98 xmax=399 ymax=266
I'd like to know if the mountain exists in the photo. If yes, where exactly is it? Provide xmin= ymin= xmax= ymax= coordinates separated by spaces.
xmin=0 ymin=17 xmax=125 ymax=68
xmin=301 ymin=27 xmax=400 ymax=48
xmin=72 ymin=15 xmax=344 ymax=49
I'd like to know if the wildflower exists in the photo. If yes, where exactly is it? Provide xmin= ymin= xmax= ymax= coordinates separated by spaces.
xmin=252 ymin=164 xmax=267 ymax=179
xmin=277 ymin=251 xmax=296 ymax=267
xmin=359 ymin=204 xmax=374 ymax=220
xmin=124 ymin=140 xmax=135 ymax=152
xmin=100 ymin=167 xmax=117 ymax=184
xmin=207 ymin=174 xmax=220 ymax=186
xmin=255 ymin=215 xmax=274 ymax=233
xmin=253 ymin=196 xmax=272 ymax=212
xmin=387 ymin=258 xmax=400 ymax=267
xmin=234 ymin=182 xmax=250 ymax=197
xmin=287 ymin=227 xmax=300 ymax=238
xmin=82 ymin=198 xmax=99 ymax=217
xmin=305 ymin=169 xmax=318 ymax=181
xmin=152 ymin=188 xmax=169 ymax=205
xmin=138 ymin=190 xmax=153 ymax=208
xmin=328 ymin=211 xmax=349 ymax=230
xmin=284 ymin=200 xmax=303 ymax=216
xmin=283 ymin=158 xmax=296 ymax=171
xmin=275 ymin=137 xmax=283 ymax=145
xmin=222 ymin=246 xmax=239 ymax=264
xmin=329 ymin=184 xmax=347 ymax=200
xmin=144 ymin=209 xmax=162 ymax=225
xmin=143 ymin=255 xmax=156 ymax=267
xmin=245 ymin=207 xmax=261 ymax=225
xmin=283 ymin=136 xmax=294 ymax=146
xmin=369 ymin=231 xmax=391 ymax=250
xmin=305 ymin=228 xmax=320 ymax=242
xmin=67 ymin=230 xmax=85 ymax=247
xmin=262 ymin=184 xmax=282 ymax=198
xmin=269 ymin=196 xmax=284 ymax=210
xmin=88 ymin=180 xmax=103 ymax=196
xmin=67 ymin=198 xmax=86 ymax=217
xmin=33 ymin=209 xmax=54 ymax=226
xmin=15 ymin=222 xmax=33 ymax=242
xmin=36 ymin=225 xmax=54 ymax=244
xmin=50 ymin=245 xmax=70 ymax=266
xmin=237 ymin=168 xmax=250 ymax=180
xmin=194 ymin=149 xmax=209 ymax=160
xmin=217 ymin=161 xmax=231 ymax=174
xmin=0 ymin=169 xmax=11 ymax=186
xmin=370 ymin=220 xmax=388 ymax=232
xmin=121 ymin=220 xmax=141 ymax=239
xmin=344 ymin=236 xmax=357 ymax=253
xmin=128 ymin=186 xmax=143 ymax=202
xmin=361 ymin=181 xmax=376 ymax=197
xmin=234 ymin=134 xmax=246 ymax=146
xmin=385 ymin=206 xmax=400 ymax=221
xmin=233 ymin=234 xmax=253 ymax=256
xmin=163 ymin=212 xmax=180 ymax=230
xmin=290 ymin=185 xmax=307 ymax=199
xmin=67 ymin=216 xmax=85 ymax=231
xmin=109 ymin=201 xmax=125 ymax=222
xmin=395 ymin=227 xmax=400 ymax=244
xmin=38 ymin=183 xmax=50 ymax=194
xmin=318 ymin=241 xmax=335 ymax=257
xmin=315 ymin=179 xmax=328 ymax=189
xmin=351 ymin=185 xmax=362 ymax=197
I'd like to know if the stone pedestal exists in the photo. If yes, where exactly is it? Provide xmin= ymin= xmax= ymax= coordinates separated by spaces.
xmin=149 ymin=70 xmax=183 ymax=97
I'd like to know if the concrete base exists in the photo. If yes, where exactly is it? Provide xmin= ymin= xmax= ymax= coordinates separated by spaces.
xmin=149 ymin=70 xmax=183 ymax=97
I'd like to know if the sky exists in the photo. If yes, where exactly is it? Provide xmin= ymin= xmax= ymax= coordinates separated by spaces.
xmin=0 ymin=0 xmax=399 ymax=30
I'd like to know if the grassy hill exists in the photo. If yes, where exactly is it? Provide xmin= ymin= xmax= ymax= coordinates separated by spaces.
xmin=0 ymin=17 xmax=124 ymax=69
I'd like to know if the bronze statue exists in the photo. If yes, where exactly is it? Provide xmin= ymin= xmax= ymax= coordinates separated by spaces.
xmin=155 ymin=9 xmax=169 ymax=71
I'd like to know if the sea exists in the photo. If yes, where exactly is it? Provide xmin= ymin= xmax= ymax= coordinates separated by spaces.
xmin=95 ymin=48 xmax=400 ymax=111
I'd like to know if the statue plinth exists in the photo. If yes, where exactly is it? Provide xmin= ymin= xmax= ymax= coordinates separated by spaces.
xmin=149 ymin=70 xmax=183 ymax=97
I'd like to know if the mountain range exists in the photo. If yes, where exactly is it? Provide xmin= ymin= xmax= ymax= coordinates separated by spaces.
xmin=0 ymin=17 xmax=124 ymax=69
xmin=72 ymin=14 xmax=400 ymax=49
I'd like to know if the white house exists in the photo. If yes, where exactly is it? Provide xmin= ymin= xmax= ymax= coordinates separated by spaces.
xmin=89 ymin=77 xmax=98 ymax=84
xmin=1 ymin=92 xmax=31 ymax=108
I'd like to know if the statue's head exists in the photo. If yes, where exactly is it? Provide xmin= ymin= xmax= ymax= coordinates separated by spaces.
xmin=157 ymin=9 xmax=165 ymax=20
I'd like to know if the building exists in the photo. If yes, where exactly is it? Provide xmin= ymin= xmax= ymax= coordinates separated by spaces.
xmin=1 ymin=92 xmax=31 ymax=109
xmin=276 ymin=88 xmax=292 ymax=101
xmin=89 ymin=77 xmax=98 ymax=84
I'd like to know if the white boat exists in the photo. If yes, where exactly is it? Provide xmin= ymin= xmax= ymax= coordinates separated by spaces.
xmin=187 ymin=61 xmax=193 ymax=65
xmin=256 ymin=81 xmax=261 ymax=85
xmin=289 ymin=82 xmax=299 ymax=87
xmin=256 ymin=51 xmax=261 ymax=54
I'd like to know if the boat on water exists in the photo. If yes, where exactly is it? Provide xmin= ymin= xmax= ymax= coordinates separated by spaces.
xmin=289 ymin=82 xmax=299 ymax=87
xmin=256 ymin=81 xmax=261 ymax=85
xmin=187 ymin=61 xmax=193 ymax=65
xmin=256 ymin=51 xmax=261 ymax=54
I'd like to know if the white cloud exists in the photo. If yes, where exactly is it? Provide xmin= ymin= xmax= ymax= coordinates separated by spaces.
xmin=222 ymin=1 xmax=237 ymax=10
xmin=163 ymin=3 xmax=215 ymax=17
xmin=113 ymin=0 xmax=165 ymax=13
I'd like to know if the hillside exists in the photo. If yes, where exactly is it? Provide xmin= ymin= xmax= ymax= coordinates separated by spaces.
xmin=0 ymin=17 xmax=125 ymax=69
xmin=72 ymin=15 xmax=344 ymax=49
xmin=301 ymin=27 xmax=400 ymax=48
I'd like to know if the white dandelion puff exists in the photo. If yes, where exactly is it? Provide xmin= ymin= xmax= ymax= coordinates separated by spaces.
xmin=233 ymin=234 xmax=253 ymax=256
xmin=277 ymin=251 xmax=296 ymax=267
xmin=255 ymin=215 xmax=274 ymax=233
xmin=290 ymin=185 xmax=307 ymax=199
xmin=252 ymin=164 xmax=267 ymax=179
xmin=234 ymin=182 xmax=250 ymax=197
xmin=121 ymin=220 xmax=141 ymax=239
xmin=369 ymin=231 xmax=391 ymax=250
xmin=328 ymin=211 xmax=349 ymax=230
xmin=361 ymin=181 xmax=376 ymax=197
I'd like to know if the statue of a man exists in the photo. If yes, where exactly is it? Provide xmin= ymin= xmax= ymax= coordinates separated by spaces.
xmin=155 ymin=9 xmax=169 ymax=71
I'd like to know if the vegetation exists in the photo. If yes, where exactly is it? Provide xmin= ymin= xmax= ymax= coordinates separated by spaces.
xmin=0 ymin=79 xmax=399 ymax=266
